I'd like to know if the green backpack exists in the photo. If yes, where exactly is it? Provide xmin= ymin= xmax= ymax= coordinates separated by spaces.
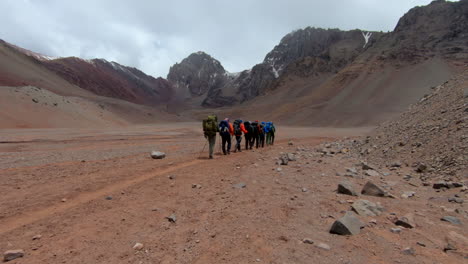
xmin=203 ymin=115 xmax=218 ymax=136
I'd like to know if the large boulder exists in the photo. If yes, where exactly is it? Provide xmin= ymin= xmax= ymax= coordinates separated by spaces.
xmin=3 ymin=250 xmax=25 ymax=262
xmin=361 ymin=181 xmax=385 ymax=197
xmin=337 ymin=181 xmax=358 ymax=196
xmin=330 ymin=211 xmax=364 ymax=236
xmin=351 ymin=199 xmax=384 ymax=216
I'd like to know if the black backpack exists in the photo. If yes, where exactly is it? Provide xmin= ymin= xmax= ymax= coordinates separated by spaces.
xmin=233 ymin=120 xmax=242 ymax=136
xmin=219 ymin=120 xmax=229 ymax=135
xmin=251 ymin=122 xmax=259 ymax=134
xmin=244 ymin=121 xmax=253 ymax=134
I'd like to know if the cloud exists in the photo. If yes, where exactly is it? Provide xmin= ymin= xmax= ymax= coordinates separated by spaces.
xmin=0 ymin=0 xmax=436 ymax=77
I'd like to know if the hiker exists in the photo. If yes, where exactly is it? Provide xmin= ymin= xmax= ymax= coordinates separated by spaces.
xmin=270 ymin=122 xmax=276 ymax=145
xmin=218 ymin=118 xmax=234 ymax=155
xmin=251 ymin=120 xmax=260 ymax=148
xmin=233 ymin=119 xmax=248 ymax=152
xmin=265 ymin=121 xmax=272 ymax=145
xmin=243 ymin=121 xmax=253 ymax=150
xmin=203 ymin=115 xmax=219 ymax=159
xmin=259 ymin=122 xmax=266 ymax=148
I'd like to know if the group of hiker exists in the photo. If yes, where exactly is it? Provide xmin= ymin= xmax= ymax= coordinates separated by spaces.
xmin=202 ymin=115 xmax=276 ymax=159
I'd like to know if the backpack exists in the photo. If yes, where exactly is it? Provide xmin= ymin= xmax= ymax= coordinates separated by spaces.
xmin=264 ymin=122 xmax=271 ymax=133
xmin=251 ymin=121 xmax=259 ymax=134
xmin=244 ymin=121 xmax=253 ymax=134
xmin=219 ymin=120 xmax=229 ymax=135
xmin=233 ymin=120 xmax=242 ymax=136
xmin=259 ymin=123 xmax=265 ymax=135
xmin=203 ymin=115 xmax=218 ymax=135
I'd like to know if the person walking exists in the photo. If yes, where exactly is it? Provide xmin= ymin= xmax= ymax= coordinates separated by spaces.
xmin=259 ymin=122 xmax=266 ymax=148
xmin=243 ymin=121 xmax=253 ymax=150
xmin=265 ymin=122 xmax=272 ymax=145
xmin=270 ymin=122 xmax=276 ymax=145
xmin=233 ymin=119 xmax=248 ymax=152
xmin=218 ymin=118 xmax=234 ymax=155
xmin=202 ymin=115 xmax=219 ymax=159
xmin=251 ymin=120 xmax=260 ymax=149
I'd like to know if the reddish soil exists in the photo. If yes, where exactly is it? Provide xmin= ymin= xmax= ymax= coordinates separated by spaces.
xmin=1 ymin=124 xmax=465 ymax=263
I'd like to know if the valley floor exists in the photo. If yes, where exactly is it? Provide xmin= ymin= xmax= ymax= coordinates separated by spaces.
xmin=0 ymin=124 xmax=465 ymax=263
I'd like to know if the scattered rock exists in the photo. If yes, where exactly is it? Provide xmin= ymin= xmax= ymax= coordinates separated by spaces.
xmin=32 ymin=98 xmax=39 ymax=103
xmin=441 ymin=216 xmax=461 ymax=225
xmin=361 ymin=162 xmax=374 ymax=170
xmin=303 ymin=238 xmax=314 ymax=244
xmin=390 ymin=227 xmax=402 ymax=234
xmin=433 ymin=181 xmax=448 ymax=189
xmin=105 ymin=196 xmax=113 ymax=200
xmin=395 ymin=213 xmax=416 ymax=228
xmin=61 ymin=198 xmax=67 ymax=202
xmin=415 ymin=163 xmax=427 ymax=173
xmin=279 ymin=154 xmax=289 ymax=165
xmin=301 ymin=187 xmax=308 ymax=192
xmin=287 ymin=153 xmax=296 ymax=161
xmin=352 ymin=199 xmax=384 ymax=216
xmin=448 ymin=197 xmax=464 ymax=204
xmin=168 ymin=175 xmax=175 ymax=180
xmin=444 ymin=231 xmax=468 ymax=252
xmin=337 ymin=181 xmax=358 ymax=196
xmin=166 ymin=214 xmax=177 ymax=223
xmin=401 ymin=191 xmax=416 ymax=199
xmin=329 ymin=211 xmax=364 ymax=236
xmin=150 ymin=151 xmax=166 ymax=159
xmin=315 ymin=243 xmax=331 ymax=250
xmin=133 ymin=243 xmax=144 ymax=251
xmin=361 ymin=181 xmax=385 ymax=197
xmin=288 ymin=141 xmax=294 ymax=146
xmin=3 ymin=250 xmax=24 ymax=262
xmin=276 ymin=167 xmax=282 ymax=172
xmin=364 ymin=170 xmax=379 ymax=177
xmin=390 ymin=161 xmax=402 ymax=168
xmin=32 ymin=235 xmax=42 ymax=240
xmin=416 ymin=242 xmax=426 ymax=247
xmin=346 ymin=167 xmax=358 ymax=174
xmin=233 ymin=182 xmax=247 ymax=189
xmin=192 ymin=184 xmax=202 ymax=189
xmin=401 ymin=247 xmax=415 ymax=255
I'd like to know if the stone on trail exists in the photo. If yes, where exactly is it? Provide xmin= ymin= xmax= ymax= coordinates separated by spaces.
xmin=346 ymin=167 xmax=358 ymax=175
xmin=32 ymin=235 xmax=42 ymax=240
xmin=401 ymin=191 xmax=416 ymax=199
xmin=361 ymin=162 xmax=374 ymax=170
xmin=133 ymin=243 xmax=144 ymax=251
xmin=3 ymin=250 xmax=24 ymax=262
xmin=280 ymin=155 xmax=289 ymax=165
xmin=351 ymin=199 xmax=384 ymax=217
xmin=303 ymin=238 xmax=314 ymax=244
xmin=151 ymin=151 xmax=166 ymax=159
xmin=401 ymin=247 xmax=415 ymax=255
xmin=390 ymin=228 xmax=402 ymax=234
xmin=433 ymin=181 xmax=448 ymax=189
xmin=287 ymin=153 xmax=296 ymax=161
xmin=329 ymin=211 xmax=364 ymax=236
xmin=395 ymin=213 xmax=416 ymax=228
xmin=441 ymin=216 xmax=461 ymax=225
xmin=315 ymin=243 xmax=331 ymax=250
xmin=337 ymin=181 xmax=358 ymax=196
xmin=364 ymin=170 xmax=379 ymax=177
xmin=361 ymin=181 xmax=385 ymax=197
xmin=233 ymin=182 xmax=247 ymax=189
xmin=288 ymin=141 xmax=294 ymax=146
xmin=166 ymin=214 xmax=177 ymax=223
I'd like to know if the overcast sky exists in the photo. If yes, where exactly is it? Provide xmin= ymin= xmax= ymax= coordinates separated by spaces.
xmin=0 ymin=0 xmax=437 ymax=78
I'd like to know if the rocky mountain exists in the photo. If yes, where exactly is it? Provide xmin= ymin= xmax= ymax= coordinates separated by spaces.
xmin=41 ymin=57 xmax=174 ymax=107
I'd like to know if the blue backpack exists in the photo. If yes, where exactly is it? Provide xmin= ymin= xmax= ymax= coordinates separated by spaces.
xmin=219 ymin=120 xmax=229 ymax=135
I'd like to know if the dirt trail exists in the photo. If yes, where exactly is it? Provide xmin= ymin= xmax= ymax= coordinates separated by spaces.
xmin=2 ymin=124 xmax=464 ymax=263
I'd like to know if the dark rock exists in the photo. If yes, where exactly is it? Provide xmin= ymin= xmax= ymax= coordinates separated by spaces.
xmin=3 ymin=250 xmax=25 ymax=262
xmin=303 ymin=238 xmax=314 ymax=244
xmin=280 ymin=155 xmax=289 ymax=165
xmin=433 ymin=181 xmax=448 ymax=189
xmin=361 ymin=162 xmax=374 ymax=170
xmin=337 ymin=181 xmax=358 ymax=196
xmin=415 ymin=163 xmax=427 ymax=173
xmin=351 ymin=199 xmax=384 ymax=216
xmin=390 ymin=161 xmax=402 ymax=168
xmin=441 ymin=216 xmax=461 ymax=225
xmin=361 ymin=181 xmax=385 ymax=197
xmin=105 ymin=196 xmax=113 ymax=200
xmin=32 ymin=98 xmax=39 ymax=103
xmin=395 ymin=213 xmax=416 ymax=228
xmin=329 ymin=211 xmax=364 ymax=236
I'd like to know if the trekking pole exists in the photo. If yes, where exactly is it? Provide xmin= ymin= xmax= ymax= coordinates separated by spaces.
xmin=198 ymin=140 xmax=207 ymax=158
